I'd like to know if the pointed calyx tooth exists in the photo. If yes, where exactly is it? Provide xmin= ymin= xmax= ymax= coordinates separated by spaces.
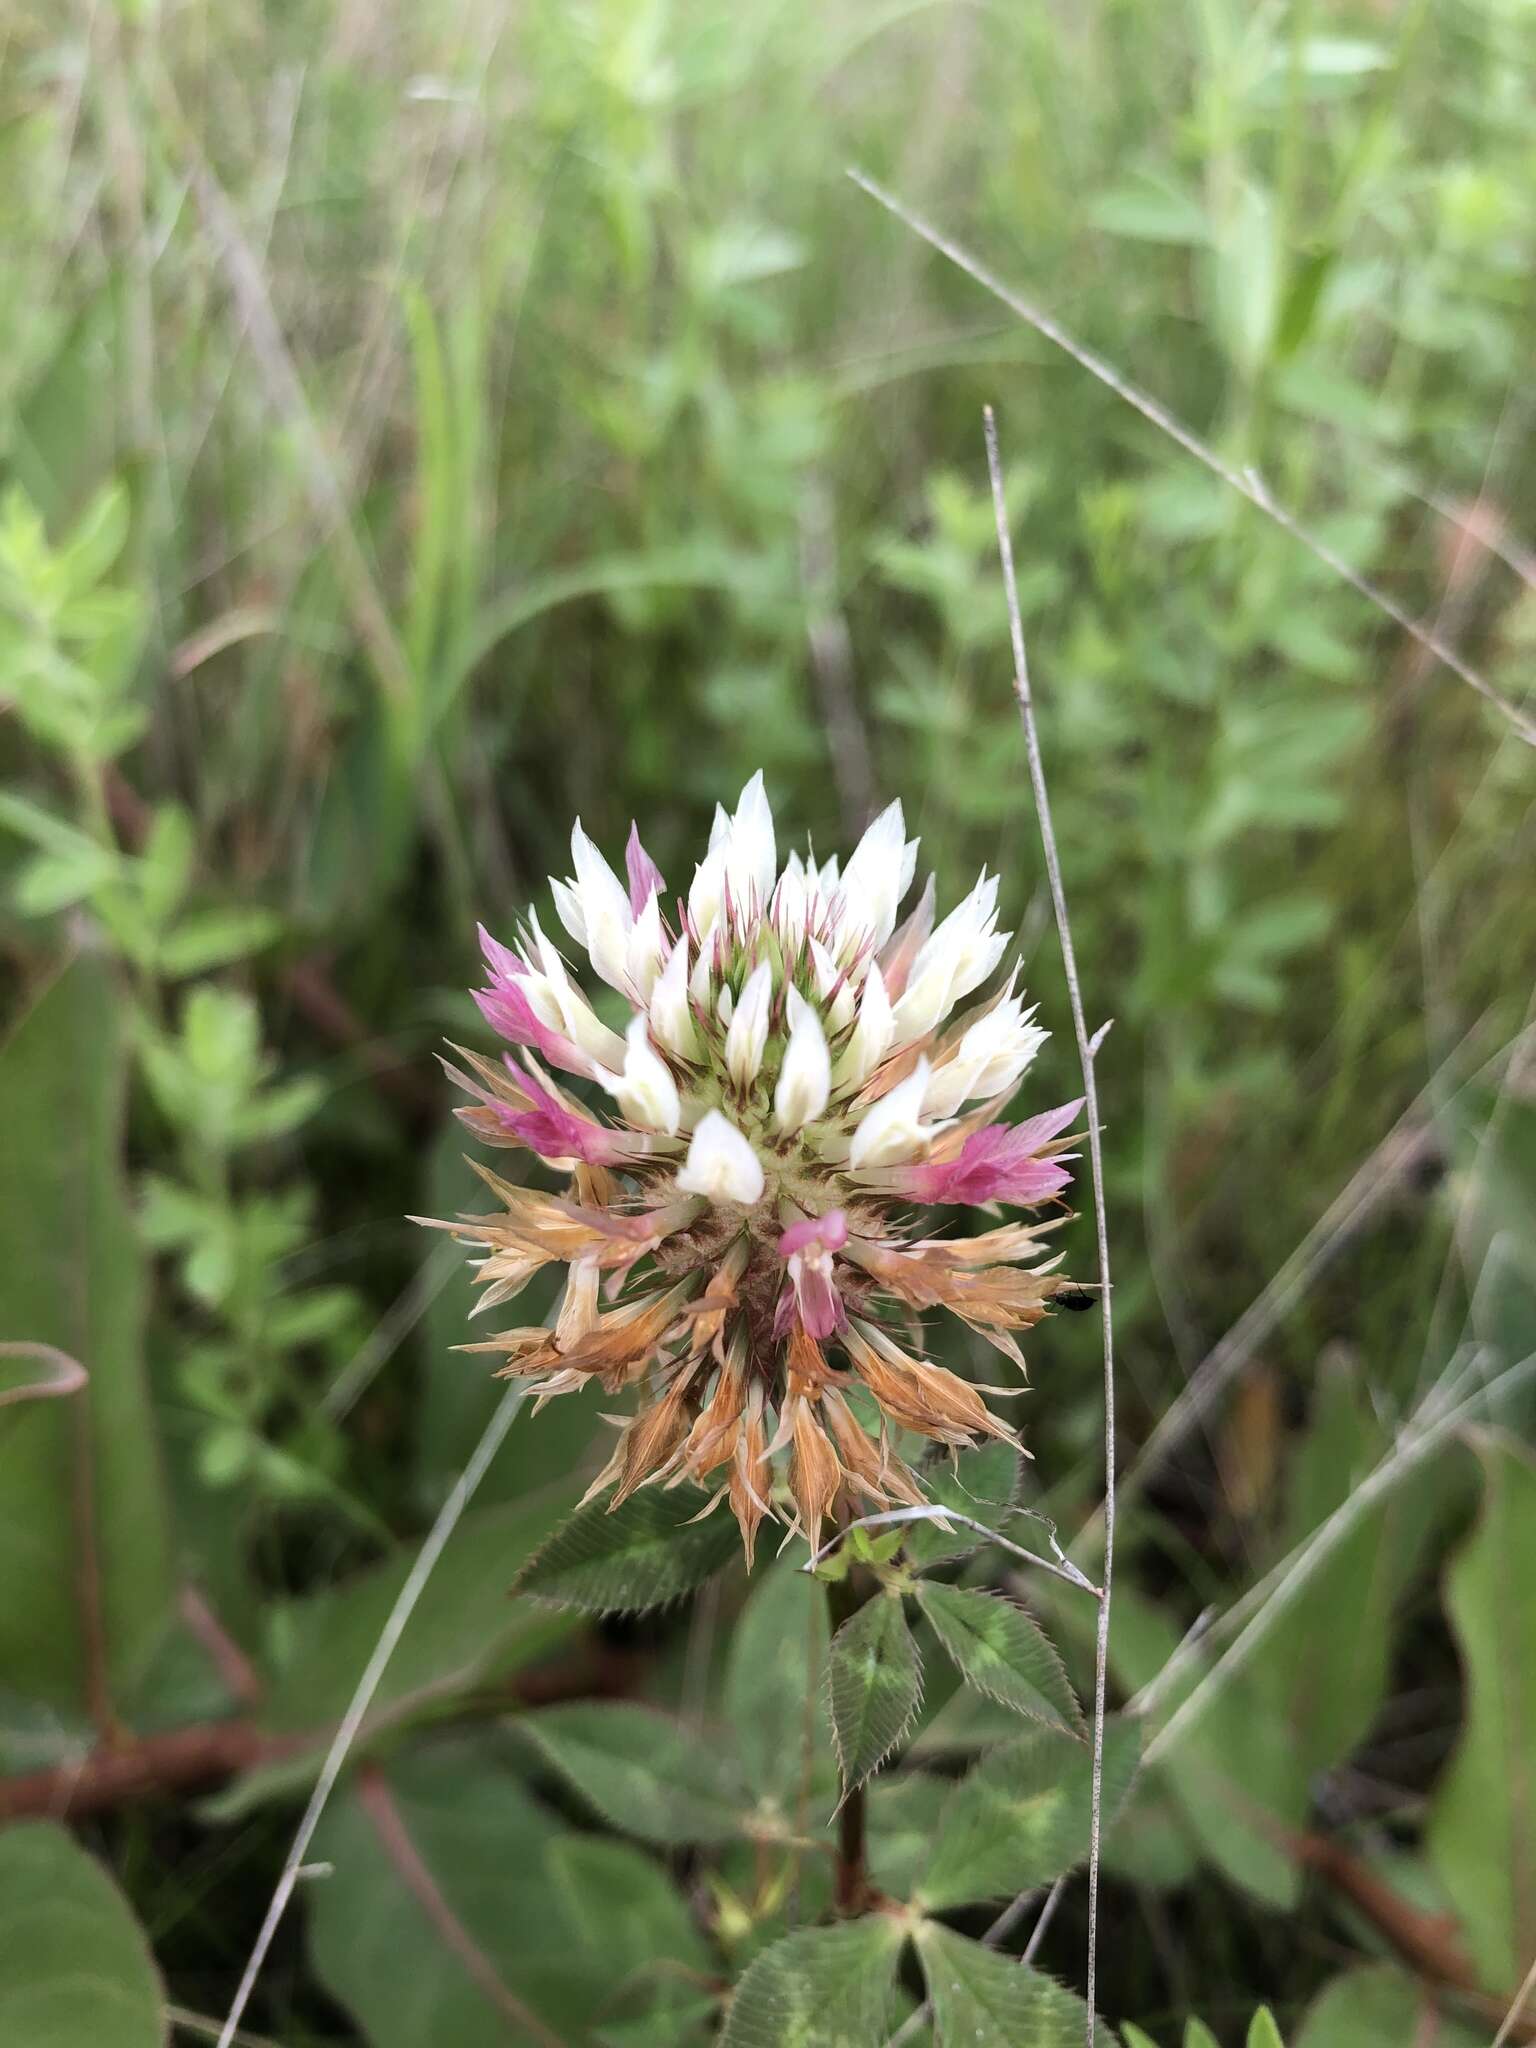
xmin=676 ymin=1110 xmax=765 ymax=1204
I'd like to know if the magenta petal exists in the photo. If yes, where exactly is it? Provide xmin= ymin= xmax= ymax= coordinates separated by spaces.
xmin=899 ymin=1107 xmax=1080 ymax=1208
xmin=496 ymin=1064 xmax=622 ymax=1165
xmin=625 ymin=824 xmax=666 ymax=919
xmin=796 ymin=1262 xmax=847 ymax=1339
xmin=778 ymin=1216 xmax=823 ymax=1256
xmin=473 ymin=964 xmax=594 ymax=1081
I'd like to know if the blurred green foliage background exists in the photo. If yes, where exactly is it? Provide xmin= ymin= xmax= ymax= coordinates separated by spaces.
xmin=0 ymin=0 xmax=1533 ymax=2042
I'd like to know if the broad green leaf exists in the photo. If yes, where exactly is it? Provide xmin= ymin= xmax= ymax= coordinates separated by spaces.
xmin=1427 ymin=1431 xmax=1536 ymax=1991
xmin=1184 ymin=2025 xmax=1219 ymax=2048
xmin=513 ymin=1484 xmax=742 ymax=1615
xmin=718 ymin=1918 xmax=903 ymax=2048
xmin=1247 ymin=2012 xmax=1285 ymax=2048
xmin=1111 ymin=1588 xmax=1305 ymax=1910
xmin=523 ymin=1702 xmax=745 ymax=1843
xmin=918 ymin=1719 xmax=1140 ymax=1912
xmin=918 ymin=1583 xmax=1081 ymax=1733
xmin=1293 ymin=1966 xmax=1482 ymax=2048
xmin=907 ymin=1442 xmax=1021 ymax=1564
xmin=1252 ymin=1354 xmax=1455 ymax=1786
xmin=916 ymin=1923 xmax=1090 ymax=2048
xmin=868 ymin=1770 xmax=952 ymax=1897
xmin=726 ymin=1560 xmax=832 ymax=1806
xmin=1089 ymin=174 xmax=1210 ymax=246
xmin=0 ymin=1822 xmax=165 ymax=2047
xmin=208 ymin=1492 xmax=578 ymax=1816
xmin=0 ymin=958 xmax=172 ymax=1711
xmin=828 ymin=1591 xmax=922 ymax=1789
xmin=157 ymin=907 xmax=283 ymax=976
xmin=310 ymin=1737 xmax=710 ymax=2046
xmin=1120 ymin=2028 xmax=1161 ymax=2048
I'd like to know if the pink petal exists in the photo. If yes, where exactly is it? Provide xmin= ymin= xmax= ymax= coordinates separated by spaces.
xmin=493 ymin=1063 xmax=623 ymax=1165
xmin=625 ymin=823 xmax=665 ymax=918
xmin=898 ymin=1104 xmax=1081 ymax=1208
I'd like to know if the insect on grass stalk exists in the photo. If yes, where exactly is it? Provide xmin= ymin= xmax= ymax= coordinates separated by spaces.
xmin=985 ymin=407 xmax=1117 ymax=2046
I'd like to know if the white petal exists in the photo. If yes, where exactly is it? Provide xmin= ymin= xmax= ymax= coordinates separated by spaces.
xmin=528 ymin=911 xmax=627 ymax=1067
xmin=551 ymin=877 xmax=587 ymax=946
xmin=723 ymin=770 xmax=776 ymax=914
xmin=838 ymin=799 xmax=918 ymax=950
xmin=690 ymin=921 xmax=719 ymax=1005
xmin=848 ymin=1058 xmax=952 ymax=1168
xmin=625 ymin=889 xmax=665 ymax=1000
xmin=808 ymin=938 xmax=856 ymax=1030
xmin=835 ymin=962 xmax=893 ymax=1088
xmin=676 ymin=1109 xmax=765 ymax=1204
xmin=891 ymin=870 xmax=1009 ymax=1041
xmin=688 ymin=848 xmax=726 ymax=935
xmin=773 ymin=851 xmax=811 ymax=950
xmin=649 ymin=938 xmax=698 ymax=1059
xmin=724 ymin=959 xmax=773 ymax=1088
xmin=774 ymin=989 xmax=831 ymax=1132
xmin=567 ymin=821 xmax=634 ymax=991
xmin=601 ymin=1015 xmax=681 ymax=1134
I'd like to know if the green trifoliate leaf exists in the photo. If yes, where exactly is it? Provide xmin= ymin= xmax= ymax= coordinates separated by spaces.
xmin=718 ymin=1918 xmax=904 ymax=2048
xmin=918 ymin=1583 xmax=1082 ymax=1733
xmin=0 ymin=1823 xmax=165 ymax=2047
xmin=726 ymin=1561 xmax=832 ymax=1806
xmin=512 ymin=1484 xmax=741 ymax=1615
xmin=828 ymin=1591 xmax=922 ymax=1790
xmin=906 ymin=1442 xmax=1022 ymax=1564
xmin=523 ymin=1702 xmax=744 ymax=1844
xmin=915 ymin=1923 xmax=1092 ymax=2047
xmin=918 ymin=1718 xmax=1141 ymax=1912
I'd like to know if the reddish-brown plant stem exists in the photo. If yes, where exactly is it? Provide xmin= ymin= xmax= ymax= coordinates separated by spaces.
xmin=827 ymin=1567 xmax=872 ymax=1915
xmin=0 ymin=1638 xmax=646 ymax=1824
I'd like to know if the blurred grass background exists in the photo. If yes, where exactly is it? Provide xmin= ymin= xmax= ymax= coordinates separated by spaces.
xmin=0 ymin=0 xmax=1534 ymax=2042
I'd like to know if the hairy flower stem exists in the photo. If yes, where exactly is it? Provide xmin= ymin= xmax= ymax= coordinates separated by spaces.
xmin=827 ymin=1566 xmax=873 ymax=1914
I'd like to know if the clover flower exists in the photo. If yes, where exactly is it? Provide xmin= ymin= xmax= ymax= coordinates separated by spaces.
xmin=421 ymin=773 xmax=1080 ymax=1562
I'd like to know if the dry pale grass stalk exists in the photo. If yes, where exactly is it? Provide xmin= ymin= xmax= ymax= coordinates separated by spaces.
xmin=213 ymin=1383 xmax=527 ymax=2048
xmin=850 ymin=168 xmax=1536 ymax=751
xmin=985 ymin=407 xmax=1117 ymax=2046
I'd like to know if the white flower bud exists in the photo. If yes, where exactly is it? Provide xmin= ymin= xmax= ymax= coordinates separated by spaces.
xmin=649 ymin=938 xmax=698 ymax=1059
xmin=808 ymin=939 xmax=856 ymax=1030
xmin=528 ymin=911 xmax=627 ymax=1069
xmin=891 ymin=871 xmax=1009 ymax=1042
xmin=676 ymin=1109 xmax=765 ymax=1204
xmin=689 ymin=922 xmax=719 ymax=1006
xmin=724 ymin=960 xmax=773 ymax=1087
xmin=848 ymin=1058 xmax=953 ymax=1168
xmin=774 ymin=989 xmax=831 ymax=1132
xmin=722 ymin=770 xmax=776 ymax=915
xmin=602 ymin=1014 xmax=681 ymax=1134
xmin=835 ymin=962 xmax=893 ymax=1089
xmin=625 ymin=888 xmax=665 ymax=1000
xmin=564 ymin=821 xmax=634 ymax=992
xmin=837 ymin=799 xmax=918 ymax=952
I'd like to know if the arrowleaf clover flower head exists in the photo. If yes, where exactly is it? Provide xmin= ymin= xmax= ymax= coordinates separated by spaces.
xmin=423 ymin=772 xmax=1080 ymax=1563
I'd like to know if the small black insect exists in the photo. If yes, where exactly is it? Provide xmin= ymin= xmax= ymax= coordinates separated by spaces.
xmin=1056 ymin=1285 xmax=1099 ymax=1313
